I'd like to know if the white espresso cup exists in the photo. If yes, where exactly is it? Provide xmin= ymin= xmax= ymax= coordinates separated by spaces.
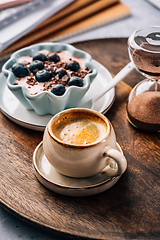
xmin=43 ymin=108 xmax=127 ymax=178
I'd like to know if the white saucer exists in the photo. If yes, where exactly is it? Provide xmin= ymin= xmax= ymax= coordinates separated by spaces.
xmin=33 ymin=141 xmax=124 ymax=197
xmin=0 ymin=60 xmax=115 ymax=131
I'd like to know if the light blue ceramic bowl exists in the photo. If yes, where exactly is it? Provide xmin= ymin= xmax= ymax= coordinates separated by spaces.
xmin=2 ymin=42 xmax=97 ymax=115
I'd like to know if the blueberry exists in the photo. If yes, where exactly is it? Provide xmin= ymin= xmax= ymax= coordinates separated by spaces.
xmin=29 ymin=60 xmax=44 ymax=72
xmin=68 ymin=77 xmax=83 ymax=87
xmin=33 ymin=53 xmax=47 ymax=61
xmin=55 ymin=68 xmax=67 ymax=78
xmin=48 ymin=53 xmax=60 ymax=63
xmin=35 ymin=70 xmax=51 ymax=82
xmin=51 ymin=84 xmax=65 ymax=96
xmin=12 ymin=63 xmax=29 ymax=78
xmin=65 ymin=60 xmax=80 ymax=71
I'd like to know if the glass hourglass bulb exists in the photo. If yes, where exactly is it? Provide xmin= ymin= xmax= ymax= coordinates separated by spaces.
xmin=127 ymin=26 xmax=160 ymax=132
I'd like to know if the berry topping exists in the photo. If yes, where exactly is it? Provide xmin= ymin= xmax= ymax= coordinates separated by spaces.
xmin=68 ymin=77 xmax=83 ymax=87
xmin=48 ymin=53 xmax=60 ymax=63
xmin=29 ymin=60 xmax=44 ymax=72
xmin=33 ymin=53 xmax=47 ymax=61
xmin=65 ymin=60 xmax=80 ymax=71
xmin=55 ymin=68 xmax=67 ymax=78
xmin=51 ymin=84 xmax=65 ymax=96
xmin=35 ymin=70 xmax=51 ymax=82
xmin=12 ymin=50 xmax=92 ymax=96
xmin=12 ymin=63 xmax=29 ymax=78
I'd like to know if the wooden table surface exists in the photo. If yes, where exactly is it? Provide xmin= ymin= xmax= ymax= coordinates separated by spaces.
xmin=0 ymin=38 xmax=160 ymax=240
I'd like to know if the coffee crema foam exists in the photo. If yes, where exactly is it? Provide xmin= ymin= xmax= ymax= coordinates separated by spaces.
xmin=52 ymin=112 xmax=108 ymax=145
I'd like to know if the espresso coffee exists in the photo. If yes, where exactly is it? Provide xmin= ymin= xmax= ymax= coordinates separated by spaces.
xmin=43 ymin=108 xmax=127 ymax=178
xmin=52 ymin=112 xmax=108 ymax=145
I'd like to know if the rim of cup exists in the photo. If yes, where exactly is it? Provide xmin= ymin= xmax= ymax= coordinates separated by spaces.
xmin=47 ymin=108 xmax=111 ymax=148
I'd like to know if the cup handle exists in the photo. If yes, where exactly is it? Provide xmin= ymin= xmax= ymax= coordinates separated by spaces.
xmin=101 ymin=147 xmax=127 ymax=177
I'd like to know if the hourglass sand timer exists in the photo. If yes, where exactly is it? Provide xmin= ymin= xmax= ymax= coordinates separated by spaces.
xmin=127 ymin=26 xmax=160 ymax=132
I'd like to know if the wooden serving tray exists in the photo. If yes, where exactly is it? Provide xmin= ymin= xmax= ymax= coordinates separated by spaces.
xmin=0 ymin=39 xmax=160 ymax=239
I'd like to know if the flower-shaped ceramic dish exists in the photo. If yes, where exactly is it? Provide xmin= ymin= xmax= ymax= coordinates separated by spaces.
xmin=2 ymin=42 xmax=97 ymax=115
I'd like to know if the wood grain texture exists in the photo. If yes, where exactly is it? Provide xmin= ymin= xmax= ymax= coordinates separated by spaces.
xmin=0 ymin=39 xmax=160 ymax=239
